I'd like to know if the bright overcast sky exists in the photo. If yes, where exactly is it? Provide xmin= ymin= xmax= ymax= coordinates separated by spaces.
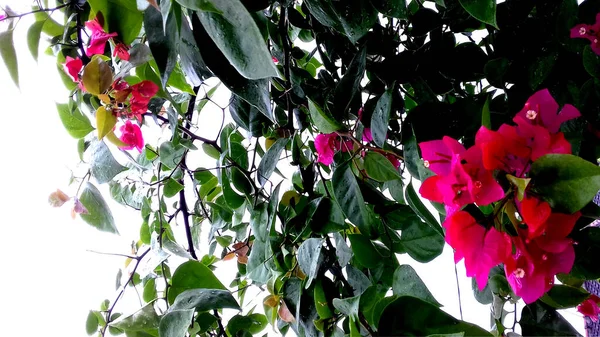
xmin=0 ymin=1 xmax=586 ymax=336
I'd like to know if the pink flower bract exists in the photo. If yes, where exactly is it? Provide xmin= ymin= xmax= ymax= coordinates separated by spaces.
xmin=515 ymin=89 xmax=581 ymax=134
xmin=113 ymin=43 xmax=130 ymax=61
xmin=571 ymin=13 xmax=600 ymax=55
xmin=85 ymin=18 xmax=118 ymax=56
xmin=118 ymin=120 xmax=144 ymax=152
xmin=578 ymin=295 xmax=600 ymax=322
xmin=63 ymin=56 xmax=83 ymax=83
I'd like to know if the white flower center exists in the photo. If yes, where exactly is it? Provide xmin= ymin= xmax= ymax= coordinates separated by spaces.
xmin=580 ymin=27 xmax=587 ymax=35
xmin=526 ymin=110 xmax=537 ymax=120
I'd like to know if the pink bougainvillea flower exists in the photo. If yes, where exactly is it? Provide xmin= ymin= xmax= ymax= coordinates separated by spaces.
xmin=131 ymin=80 xmax=159 ymax=102
xmin=515 ymin=89 xmax=581 ymax=133
xmin=578 ymin=295 xmax=600 ymax=322
xmin=475 ymin=125 xmax=530 ymax=173
xmin=571 ymin=13 xmax=600 ymax=55
xmin=63 ymin=56 xmax=83 ymax=83
xmin=315 ymin=133 xmax=339 ymax=165
xmin=419 ymin=136 xmax=466 ymax=176
xmin=111 ymin=78 xmax=132 ymax=103
xmin=85 ymin=18 xmax=118 ymax=56
xmin=443 ymin=211 xmax=512 ymax=290
xmin=533 ymin=212 xmax=580 ymax=253
xmin=505 ymin=238 xmax=575 ymax=304
xmin=512 ymin=116 xmax=572 ymax=161
xmin=113 ymin=43 xmax=130 ymax=61
xmin=272 ymin=56 xmax=279 ymax=63
xmin=0 ymin=14 xmax=6 ymax=21
xmin=118 ymin=120 xmax=144 ymax=152
xmin=520 ymin=196 xmax=552 ymax=238
xmin=460 ymin=146 xmax=505 ymax=206
xmin=362 ymin=128 xmax=373 ymax=142
xmin=314 ymin=133 xmax=353 ymax=165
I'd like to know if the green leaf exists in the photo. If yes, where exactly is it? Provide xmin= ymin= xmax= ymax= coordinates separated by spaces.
xmin=370 ymin=0 xmax=408 ymax=19
xmin=400 ymin=217 xmax=444 ymax=263
xmin=27 ymin=20 xmax=45 ymax=62
xmin=458 ymin=0 xmax=497 ymax=28
xmin=163 ymin=178 xmax=184 ymax=198
xmin=392 ymin=265 xmax=441 ymax=306
xmin=540 ymin=285 xmax=589 ymax=309
xmin=528 ymin=53 xmax=558 ymax=90
xmin=484 ymin=58 xmax=509 ymax=88
xmin=86 ymin=311 xmax=99 ymax=335
xmin=520 ymin=302 xmax=582 ymax=337
xmin=332 ymin=296 xmax=360 ymax=320
xmin=303 ymin=0 xmax=378 ymax=43
xmin=371 ymin=85 xmax=394 ymax=147
xmin=178 ymin=16 xmax=212 ymax=86
xmin=175 ymin=0 xmax=221 ymax=13
xmin=257 ymin=138 xmax=289 ymax=186
xmin=348 ymin=234 xmax=384 ymax=268
xmin=90 ymin=140 xmax=127 ymax=184
xmin=110 ymin=303 xmax=160 ymax=331
xmin=143 ymin=278 xmax=157 ymax=303
xmin=405 ymin=180 xmax=444 ymax=237
xmin=333 ymin=47 xmax=367 ymax=117
xmin=227 ymin=314 xmax=268 ymax=335
xmin=195 ymin=0 xmax=278 ymax=79
xmin=481 ymin=94 xmax=491 ymax=129
xmin=144 ymin=6 xmax=177 ymax=88
xmin=333 ymin=164 xmax=374 ymax=238
xmin=159 ymin=142 xmax=186 ymax=169
xmin=82 ymin=56 xmax=113 ymax=95
xmin=170 ymin=288 xmax=240 ymax=311
xmin=95 ymin=106 xmax=117 ymax=140
xmin=364 ymin=151 xmax=401 ymax=182
xmin=308 ymin=99 xmax=344 ymax=133
xmin=159 ymin=309 xmax=194 ymax=337
xmin=297 ymin=238 xmax=324 ymax=288
xmin=88 ymin=0 xmax=143 ymax=45
xmin=0 ymin=29 xmax=19 ymax=88
xmin=583 ymin=45 xmax=600 ymax=78
xmin=530 ymin=154 xmax=600 ymax=213
xmin=378 ymin=296 xmax=492 ymax=336
xmin=221 ymin=170 xmax=245 ymax=209
xmin=56 ymin=103 xmax=94 ymax=139
xmin=79 ymin=182 xmax=119 ymax=234
xmin=167 ymin=261 xmax=227 ymax=304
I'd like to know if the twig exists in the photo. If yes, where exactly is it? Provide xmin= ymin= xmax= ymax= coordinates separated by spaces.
xmin=0 ymin=2 xmax=70 ymax=22
xmin=454 ymin=263 xmax=464 ymax=321
xmin=214 ymin=309 xmax=226 ymax=337
xmin=100 ymin=247 xmax=151 ymax=337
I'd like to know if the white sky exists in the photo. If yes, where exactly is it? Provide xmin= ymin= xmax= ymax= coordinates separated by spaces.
xmin=0 ymin=1 xmax=586 ymax=336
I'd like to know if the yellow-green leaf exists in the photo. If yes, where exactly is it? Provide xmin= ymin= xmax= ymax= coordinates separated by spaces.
xmin=105 ymin=129 xmax=129 ymax=147
xmin=82 ymin=56 xmax=113 ymax=95
xmin=0 ymin=29 xmax=19 ymax=88
xmin=96 ymin=106 xmax=117 ymax=140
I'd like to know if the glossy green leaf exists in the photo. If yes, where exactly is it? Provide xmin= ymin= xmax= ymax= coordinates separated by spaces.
xmin=333 ymin=47 xmax=367 ymax=117
xmin=227 ymin=314 xmax=268 ymax=335
xmin=143 ymin=278 xmax=157 ymax=303
xmin=95 ymin=106 xmax=117 ymax=140
xmin=86 ymin=310 xmax=99 ymax=335
xmin=56 ymin=103 xmax=94 ymax=139
xmin=110 ymin=303 xmax=160 ymax=331
xmin=332 ymin=296 xmax=360 ymax=320
xmin=257 ymin=138 xmax=289 ymax=186
xmin=528 ymin=53 xmax=557 ymax=90
xmin=82 ymin=56 xmax=113 ymax=95
xmin=540 ymin=285 xmax=589 ymax=309
xmin=370 ymin=0 xmax=408 ymax=18
xmin=175 ymin=0 xmax=220 ymax=12
xmin=144 ymin=6 xmax=177 ymax=88
xmin=159 ymin=309 xmax=194 ymax=337
xmin=458 ymin=0 xmax=497 ymax=28
xmin=163 ymin=178 xmax=184 ymax=198
xmin=348 ymin=234 xmax=384 ymax=268
xmin=79 ymin=182 xmax=119 ymax=234
xmin=378 ymin=296 xmax=492 ymax=336
xmin=196 ymin=0 xmax=278 ymax=79
xmin=333 ymin=164 xmax=374 ymax=237
xmin=530 ymin=154 xmax=600 ymax=213
xmin=392 ymin=265 xmax=441 ymax=306
xmin=364 ymin=151 xmax=401 ymax=182
xmin=0 ymin=29 xmax=19 ymax=88
xmin=400 ymin=217 xmax=444 ymax=263
xmin=159 ymin=142 xmax=186 ymax=169
xmin=583 ymin=45 xmax=600 ymax=78
xmin=168 ymin=261 xmax=227 ymax=304
xmin=170 ymin=288 xmax=240 ymax=311
xmin=90 ymin=140 xmax=127 ymax=184
xmin=27 ymin=20 xmax=45 ymax=62
xmin=405 ymin=180 xmax=444 ymax=237
xmin=481 ymin=95 xmax=491 ymax=129
xmin=297 ymin=238 xmax=324 ymax=288
xmin=303 ymin=0 xmax=378 ymax=43
xmin=308 ymin=99 xmax=344 ymax=133
xmin=88 ymin=0 xmax=143 ymax=45
xmin=221 ymin=170 xmax=245 ymax=209
xmin=520 ymin=302 xmax=581 ymax=337
xmin=371 ymin=85 xmax=394 ymax=147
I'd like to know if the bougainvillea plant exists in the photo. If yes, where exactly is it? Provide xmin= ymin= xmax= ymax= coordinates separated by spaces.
xmin=3 ymin=0 xmax=600 ymax=336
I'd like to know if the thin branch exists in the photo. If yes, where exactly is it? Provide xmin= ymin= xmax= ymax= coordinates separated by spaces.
xmin=454 ymin=263 xmax=464 ymax=321
xmin=86 ymin=250 xmax=138 ymax=260
xmin=100 ymin=247 xmax=151 ymax=337
xmin=76 ymin=10 xmax=91 ymax=64
xmin=214 ymin=309 xmax=226 ymax=337
xmin=0 ymin=2 xmax=70 ymax=22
